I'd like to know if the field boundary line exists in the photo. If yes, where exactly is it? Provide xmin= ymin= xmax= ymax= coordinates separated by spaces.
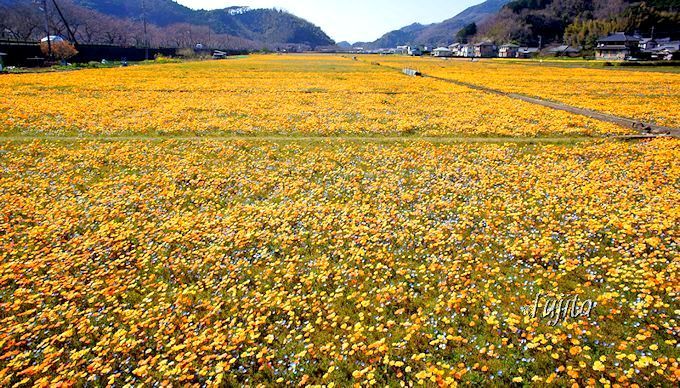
xmin=0 ymin=135 xmax=600 ymax=143
xmin=365 ymin=59 xmax=679 ymax=138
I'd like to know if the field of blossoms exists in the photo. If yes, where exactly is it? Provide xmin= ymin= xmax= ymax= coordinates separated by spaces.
xmin=372 ymin=55 xmax=680 ymax=128
xmin=1 ymin=139 xmax=678 ymax=386
xmin=1 ymin=55 xmax=679 ymax=386
xmin=0 ymin=55 xmax=631 ymax=137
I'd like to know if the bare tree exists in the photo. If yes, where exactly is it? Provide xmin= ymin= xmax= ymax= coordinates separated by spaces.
xmin=0 ymin=2 xmax=44 ymax=41
xmin=0 ymin=0 xmax=258 ymax=50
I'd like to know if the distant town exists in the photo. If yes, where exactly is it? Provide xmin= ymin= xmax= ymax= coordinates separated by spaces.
xmin=342 ymin=32 xmax=679 ymax=62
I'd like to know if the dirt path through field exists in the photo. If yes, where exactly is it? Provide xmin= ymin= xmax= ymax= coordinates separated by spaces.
xmin=426 ymin=74 xmax=680 ymax=137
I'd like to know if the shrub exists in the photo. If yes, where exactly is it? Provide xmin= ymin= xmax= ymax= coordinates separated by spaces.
xmin=40 ymin=41 xmax=78 ymax=60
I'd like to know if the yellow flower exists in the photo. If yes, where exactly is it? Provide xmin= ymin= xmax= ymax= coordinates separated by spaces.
xmin=593 ymin=361 xmax=606 ymax=372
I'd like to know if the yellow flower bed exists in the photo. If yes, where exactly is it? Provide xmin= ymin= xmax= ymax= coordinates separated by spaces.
xmin=374 ymin=56 xmax=680 ymax=128
xmin=0 ymin=139 xmax=677 ymax=386
xmin=0 ymin=55 xmax=629 ymax=137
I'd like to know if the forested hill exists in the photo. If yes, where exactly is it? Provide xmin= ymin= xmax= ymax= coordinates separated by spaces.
xmin=475 ymin=0 xmax=680 ymax=47
xmin=71 ymin=1 xmax=334 ymax=47
xmin=0 ymin=0 xmax=335 ymax=49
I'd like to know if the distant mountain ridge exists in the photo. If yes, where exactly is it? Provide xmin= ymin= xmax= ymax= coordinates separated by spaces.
xmin=355 ymin=0 xmax=510 ymax=48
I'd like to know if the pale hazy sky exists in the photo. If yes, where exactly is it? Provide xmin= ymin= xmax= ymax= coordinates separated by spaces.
xmin=174 ymin=1 xmax=481 ymax=43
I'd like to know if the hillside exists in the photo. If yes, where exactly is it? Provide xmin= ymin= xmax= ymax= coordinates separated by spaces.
xmin=0 ymin=0 xmax=334 ymax=49
xmin=195 ymin=8 xmax=333 ymax=47
xmin=415 ymin=0 xmax=512 ymax=45
xmin=476 ymin=0 xmax=680 ymax=47
xmin=356 ymin=0 xmax=509 ymax=48
xmin=71 ymin=0 xmax=333 ymax=47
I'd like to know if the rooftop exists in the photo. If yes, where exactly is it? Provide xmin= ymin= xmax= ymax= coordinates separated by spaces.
xmin=596 ymin=45 xmax=631 ymax=50
xmin=548 ymin=45 xmax=581 ymax=53
xmin=598 ymin=32 xmax=641 ymax=43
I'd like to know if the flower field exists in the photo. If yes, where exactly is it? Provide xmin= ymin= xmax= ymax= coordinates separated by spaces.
xmin=0 ymin=55 xmax=630 ymax=137
xmin=1 ymin=138 xmax=678 ymax=386
xmin=373 ymin=56 xmax=680 ymax=128
xmin=1 ymin=55 xmax=679 ymax=386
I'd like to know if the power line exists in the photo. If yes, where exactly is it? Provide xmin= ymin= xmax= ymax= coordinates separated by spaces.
xmin=51 ymin=0 xmax=77 ymax=45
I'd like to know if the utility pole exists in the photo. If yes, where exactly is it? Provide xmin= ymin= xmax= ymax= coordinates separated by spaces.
xmin=142 ymin=0 xmax=149 ymax=60
xmin=51 ymin=0 xmax=77 ymax=45
xmin=41 ymin=0 xmax=52 ymax=58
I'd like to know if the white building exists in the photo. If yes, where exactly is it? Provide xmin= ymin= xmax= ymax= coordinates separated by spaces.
xmin=395 ymin=46 xmax=409 ymax=55
xmin=499 ymin=44 xmax=519 ymax=58
xmin=458 ymin=44 xmax=475 ymax=58
xmin=40 ymin=35 xmax=65 ymax=44
xmin=448 ymin=43 xmax=462 ymax=56
xmin=432 ymin=47 xmax=453 ymax=57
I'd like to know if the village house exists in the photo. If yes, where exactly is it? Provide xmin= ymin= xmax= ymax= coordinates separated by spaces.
xmin=459 ymin=44 xmax=475 ymax=58
xmin=212 ymin=50 xmax=227 ymax=59
xmin=517 ymin=47 xmax=540 ymax=58
xmin=498 ymin=44 xmax=519 ymax=58
xmin=546 ymin=45 xmax=582 ymax=57
xmin=407 ymin=46 xmax=422 ymax=56
xmin=639 ymin=38 xmax=658 ymax=51
xmin=638 ymin=37 xmax=678 ymax=60
xmin=432 ymin=47 xmax=453 ymax=57
xmin=448 ymin=43 xmax=462 ymax=56
xmin=596 ymin=32 xmax=640 ymax=60
xmin=395 ymin=46 xmax=409 ymax=55
xmin=648 ymin=40 xmax=680 ymax=60
xmin=474 ymin=41 xmax=497 ymax=58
